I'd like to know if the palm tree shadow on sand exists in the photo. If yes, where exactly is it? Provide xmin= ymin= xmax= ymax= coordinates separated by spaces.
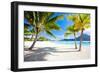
xmin=24 ymin=47 xmax=80 ymax=61
xmin=24 ymin=47 xmax=57 ymax=61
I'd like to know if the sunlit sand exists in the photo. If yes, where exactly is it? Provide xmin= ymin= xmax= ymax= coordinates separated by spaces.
xmin=24 ymin=41 xmax=90 ymax=61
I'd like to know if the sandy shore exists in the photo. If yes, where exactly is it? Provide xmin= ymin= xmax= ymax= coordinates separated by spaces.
xmin=24 ymin=41 xmax=90 ymax=61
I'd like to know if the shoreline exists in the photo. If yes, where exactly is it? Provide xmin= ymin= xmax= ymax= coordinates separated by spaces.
xmin=24 ymin=41 xmax=90 ymax=49
xmin=24 ymin=41 xmax=90 ymax=61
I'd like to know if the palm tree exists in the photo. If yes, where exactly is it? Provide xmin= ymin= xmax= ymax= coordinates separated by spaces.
xmin=24 ymin=11 xmax=63 ymax=50
xmin=65 ymin=15 xmax=80 ymax=49
xmin=67 ymin=14 xmax=90 ymax=51
xmin=74 ymin=14 xmax=90 ymax=51
xmin=64 ymin=25 xmax=79 ymax=49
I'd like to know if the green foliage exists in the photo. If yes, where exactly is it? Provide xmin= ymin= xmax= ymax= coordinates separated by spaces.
xmin=24 ymin=35 xmax=49 ymax=41
xmin=37 ymin=37 xmax=49 ymax=41
xmin=67 ymin=13 xmax=90 ymax=50
xmin=45 ymin=23 xmax=60 ymax=31
xmin=24 ymin=11 xmax=34 ymax=25
xmin=67 ymin=15 xmax=76 ymax=21
xmin=24 ymin=11 xmax=64 ymax=38
xmin=45 ymin=29 xmax=56 ymax=38
xmin=64 ymin=25 xmax=79 ymax=37
xmin=76 ymin=14 xmax=90 ymax=30
xmin=24 ymin=25 xmax=35 ymax=35
xmin=67 ymin=14 xmax=90 ymax=31
xmin=64 ymin=31 xmax=73 ymax=37
xmin=24 ymin=38 xmax=34 ymax=41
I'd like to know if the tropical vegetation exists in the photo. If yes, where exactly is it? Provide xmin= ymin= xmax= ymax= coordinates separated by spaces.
xmin=64 ymin=25 xmax=79 ymax=49
xmin=24 ymin=11 xmax=63 ymax=50
xmin=65 ymin=14 xmax=90 ymax=51
xmin=24 ymin=11 xmax=90 ymax=51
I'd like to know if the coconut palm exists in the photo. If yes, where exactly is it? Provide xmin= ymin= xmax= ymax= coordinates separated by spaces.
xmin=74 ymin=14 xmax=90 ymax=51
xmin=24 ymin=11 xmax=63 ymax=50
xmin=65 ymin=15 xmax=80 ymax=49
xmin=67 ymin=14 xmax=90 ymax=51
xmin=64 ymin=25 xmax=79 ymax=49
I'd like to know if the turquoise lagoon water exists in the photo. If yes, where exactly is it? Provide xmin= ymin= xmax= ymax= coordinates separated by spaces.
xmin=52 ymin=41 xmax=90 ymax=47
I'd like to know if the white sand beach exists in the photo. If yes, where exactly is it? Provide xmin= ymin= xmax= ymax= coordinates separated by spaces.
xmin=24 ymin=41 xmax=90 ymax=61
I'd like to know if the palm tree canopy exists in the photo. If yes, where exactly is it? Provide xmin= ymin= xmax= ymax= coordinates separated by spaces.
xmin=24 ymin=11 xmax=64 ymax=38
xmin=76 ymin=14 xmax=90 ymax=30
xmin=64 ymin=25 xmax=78 ymax=37
xmin=67 ymin=14 xmax=90 ymax=31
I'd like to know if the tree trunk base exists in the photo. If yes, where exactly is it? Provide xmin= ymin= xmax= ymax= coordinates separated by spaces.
xmin=78 ymin=48 xmax=81 ymax=51
xmin=75 ymin=47 xmax=77 ymax=49
xmin=28 ymin=47 xmax=32 ymax=50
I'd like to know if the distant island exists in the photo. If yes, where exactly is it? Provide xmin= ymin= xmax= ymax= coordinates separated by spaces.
xmin=60 ymin=34 xmax=90 ymax=41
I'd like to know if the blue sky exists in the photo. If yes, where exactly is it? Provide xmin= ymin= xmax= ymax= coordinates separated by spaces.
xmin=24 ymin=12 xmax=90 ymax=40
xmin=39 ymin=13 xmax=74 ymax=40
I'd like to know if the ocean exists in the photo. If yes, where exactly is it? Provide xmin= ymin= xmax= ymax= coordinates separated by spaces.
xmin=52 ymin=41 xmax=90 ymax=46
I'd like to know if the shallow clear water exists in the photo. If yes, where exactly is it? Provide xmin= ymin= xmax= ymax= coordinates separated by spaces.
xmin=52 ymin=41 xmax=90 ymax=47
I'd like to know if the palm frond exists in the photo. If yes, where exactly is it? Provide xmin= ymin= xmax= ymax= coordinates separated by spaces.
xmin=24 ymin=11 xmax=35 ymax=25
xmin=64 ymin=31 xmax=73 ymax=37
xmin=46 ymin=15 xmax=63 ymax=24
xmin=45 ymin=30 xmax=56 ymax=38
xmin=39 ymin=12 xmax=49 ymax=24
xmin=45 ymin=23 xmax=60 ymax=30
xmin=83 ymin=15 xmax=90 ymax=24
xmin=67 ymin=15 xmax=76 ymax=21
xmin=84 ymin=24 xmax=90 ymax=29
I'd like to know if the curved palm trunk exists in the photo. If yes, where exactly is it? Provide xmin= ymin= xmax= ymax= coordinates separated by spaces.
xmin=28 ymin=12 xmax=39 ymax=50
xmin=79 ymin=29 xmax=84 ymax=51
xmin=74 ymin=32 xmax=77 ymax=49
xmin=28 ymin=33 xmax=38 ymax=50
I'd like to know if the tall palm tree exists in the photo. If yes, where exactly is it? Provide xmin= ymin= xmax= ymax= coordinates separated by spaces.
xmin=24 ymin=11 xmax=63 ymax=50
xmin=74 ymin=14 xmax=90 ymax=51
xmin=64 ymin=25 xmax=79 ymax=49
xmin=65 ymin=15 xmax=80 ymax=49
xmin=67 ymin=14 xmax=90 ymax=51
